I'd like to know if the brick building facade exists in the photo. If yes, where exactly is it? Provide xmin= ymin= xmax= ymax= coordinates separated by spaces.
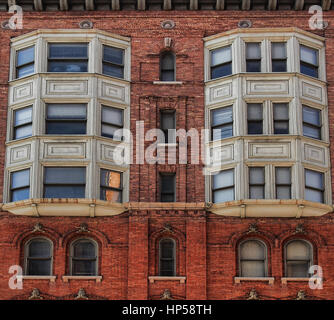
xmin=0 ymin=1 xmax=334 ymax=300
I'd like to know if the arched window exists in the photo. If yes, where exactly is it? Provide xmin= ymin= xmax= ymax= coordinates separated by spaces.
xmin=159 ymin=238 xmax=176 ymax=276
xmin=285 ymin=239 xmax=313 ymax=277
xmin=25 ymin=238 xmax=52 ymax=275
xmin=70 ymin=239 xmax=98 ymax=276
xmin=160 ymin=52 xmax=175 ymax=81
xmin=239 ymin=239 xmax=267 ymax=277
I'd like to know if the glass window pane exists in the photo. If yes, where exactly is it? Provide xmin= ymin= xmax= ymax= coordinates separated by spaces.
xmin=272 ymin=42 xmax=286 ymax=59
xmin=100 ymin=189 xmax=122 ymax=202
xmin=44 ymin=186 xmax=85 ymax=198
xmin=101 ymin=124 xmax=123 ymax=140
xmin=11 ymin=169 xmax=30 ymax=188
xmin=15 ymin=106 xmax=32 ymax=126
xmin=72 ymin=260 xmax=96 ymax=276
xmin=248 ymin=104 xmax=262 ymax=120
xmin=248 ymin=122 xmax=263 ymax=134
xmin=246 ymin=43 xmax=261 ymax=59
xmin=161 ymin=112 xmax=175 ymax=130
xmin=161 ymin=194 xmax=175 ymax=202
xmin=300 ymin=45 xmax=318 ymax=65
xmin=103 ymin=64 xmax=124 ymax=78
xmin=17 ymin=46 xmax=34 ymax=66
xmin=49 ymin=43 xmax=88 ymax=58
xmin=305 ymin=188 xmax=323 ymax=203
xmin=249 ymin=167 xmax=264 ymax=184
xmin=73 ymin=241 xmax=96 ymax=258
xmin=100 ymin=169 xmax=122 ymax=188
xmin=161 ymin=53 xmax=174 ymax=70
xmin=246 ymin=61 xmax=261 ymax=72
xmin=48 ymin=61 xmax=88 ymax=72
xmin=272 ymin=60 xmax=287 ymax=72
xmin=44 ymin=167 xmax=85 ymax=184
xmin=212 ymin=124 xmax=233 ymax=140
xmin=211 ymin=46 xmax=231 ymax=66
xmin=28 ymin=260 xmax=51 ymax=276
xmin=213 ymin=169 xmax=234 ymax=189
xmin=46 ymin=122 xmax=86 ymax=135
xmin=11 ymin=188 xmax=29 ymax=202
xmin=305 ymin=170 xmax=323 ymax=190
xmin=213 ymin=187 xmax=234 ymax=203
xmin=303 ymin=106 xmax=321 ymax=126
xmin=211 ymin=63 xmax=232 ymax=79
xmin=47 ymin=104 xmax=86 ymax=119
xmin=274 ymin=121 xmax=289 ymax=134
xmin=15 ymin=124 xmax=32 ymax=140
xmin=29 ymin=240 xmax=51 ymax=258
xmin=161 ymin=70 xmax=175 ymax=81
xmin=287 ymin=241 xmax=310 ymax=260
xmin=241 ymin=261 xmax=265 ymax=277
xmin=250 ymin=186 xmax=264 ymax=199
xmin=17 ymin=64 xmax=35 ymax=78
xmin=102 ymin=106 xmax=123 ymax=126
xmin=103 ymin=46 xmax=124 ymax=65
xmin=277 ymin=186 xmax=291 ymax=199
xmin=300 ymin=64 xmax=318 ymax=78
xmin=160 ymin=240 xmax=174 ymax=259
xmin=303 ymin=124 xmax=321 ymax=139
xmin=276 ymin=167 xmax=291 ymax=184
xmin=161 ymin=175 xmax=175 ymax=193
xmin=241 ymin=240 xmax=265 ymax=260
xmin=212 ymin=106 xmax=233 ymax=126
xmin=287 ymin=261 xmax=309 ymax=278
xmin=274 ymin=104 xmax=289 ymax=120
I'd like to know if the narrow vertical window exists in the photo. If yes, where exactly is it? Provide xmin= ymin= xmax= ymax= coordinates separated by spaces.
xmin=247 ymin=103 xmax=263 ymax=134
xmin=43 ymin=167 xmax=86 ymax=198
xmin=211 ymin=106 xmax=233 ymax=140
xmin=272 ymin=42 xmax=287 ymax=72
xmin=239 ymin=240 xmax=267 ymax=277
xmin=13 ymin=106 xmax=32 ymax=140
xmin=48 ymin=43 xmax=88 ymax=72
xmin=159 ymin=238 xmax=176 ymax=276
xmin=273 ymin=103 xmax=289 ymax=134
xmin=160 ymin=110 xmax=176 ymax=143
xmin=101 ymin=106 xmax=124 ymax=140
xmin=160 ymin=52 xmax=175 ymax=81
xmin=285 ymin=240 xmax=312 ymax=278
xmin=70 ymin=239 xmax=97 ymax=276
xmin=249 ymin=167 xmax=265 ymax=199
xmin=160 ymin=173 xmax=176 ymax=202
xmin=100 ymin=169 xmax=123 ymax=202
xmin=305 ymin=169 xmax=324 ymax=203
xmin=210 ymin=46 xmax=232 ymax=79
xmin=102 ymin=45 xmax=124 ymax=79
xmin=212 ymin=169 xmax=234 ymax=203
xmin=300 ymin=45 xmax=318 ymax=78
xmin=25 ymin=238 xmax=52 ymax=276
xmin=46 ymin=104 xmax=87 ymax=135
xmin=246 ymin=43 xmax=261 ymax=72
xmin=16 ymin=46 xmax=35 ymax=79
xmin=302 ymin=105 xmax=321 ymax=140
xmin=275 ymin=167 xmax=291 ymax=199
xmin=10 ymin=168 xmax=30 ymax=202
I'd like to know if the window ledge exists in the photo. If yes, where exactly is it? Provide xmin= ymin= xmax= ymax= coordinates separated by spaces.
xmin=18 ymin=275 xmax=56 ymax=282
xmin=62 ymin=276 xmax=102 ymax=283
xmin=157 ymin=143 xmax=178 ymax=147
xmin=281 ymin=277 xmax=310 ymax=285
xmin=148 ymin=276 xmax=186 ymax=284
xmin=234 ymin=277 xmax=274 ymax=285
xmin=153 ymin=81 xmax=183 ymax=85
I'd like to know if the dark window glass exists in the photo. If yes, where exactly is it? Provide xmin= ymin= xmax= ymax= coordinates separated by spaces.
xmin=14 ymin=106 xmax=32 ymax=140
xmin=10 ymin=169 xmax=30 ymax=202
xmin=305 ymin=169 xmax=324 ymax=203
xmin=160 ymin=52 xmax=175 ymax=81
xmin=100 ymin=169 xmax=122 ymax=202
xmin=102 ymin=45 xmax=124 ymax=78
xmin=26 ymin=239 xmax=52 ymax=276
xmin=43 ymin=167 xmax=86 ymax=198
xmin=16 ymin=46 xmax=35 ymax=79
xmin=46 ymin=104 xmax=87 ymax=135
xmin=246 ymin=43 xmax=261 ymax=72
xmin=239 ymin=240 xmax=267 ymax=277
xmin=273 ymin=103 xmax=289 ymax=134
xmin=302 ymin=105 xmax=321 ymax=140
xmin=211 ymin=106 xmax=233 ymax=140
xmin=101 ymin=106 xmax=123 ymax=140
xmin=276 ymin=167 xmax=291 ymax=199
xmin=247 ymin=103 xmax=263 ymax=134
xmin=71 ymin=239 xmax=97 ymax=276
xmin=159 ymin=239 xmax=175 ymax=276
xmin=160 ymin=173 xmax=176 ymax=202
xmin=272 ymin=42 xmax=287 ymax=72
xmin=300 ymin=45 xmax=318 ymax=78
xmin=210 ymin=46 xmax=232 ymax=79
xmin=285 ymin=240 xmax=312 ymax=278
xmin=212 ymin=169 xmax=234 ymax=203
xmin=48 ymin=43 xmax=88 ymax=72
xmin=249 ymin=167 xmax=265 ymax=199
xmin=160 ymin=111 xmax=176 ymax=143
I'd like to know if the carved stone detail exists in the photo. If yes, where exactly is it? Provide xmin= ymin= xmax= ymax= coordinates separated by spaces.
xmin=246 ymin=288 xmax=259 ymax=300
xmin=160 ymin=289 xmax=173 ymax=300
xmin=294 ymin=224 xmax=306 ymax=234
xmin=75 ymin=288 xmax=89 ymax=300
xmin=247 ymin=223 xmax=258 ymax=234
xmin=296 ymin=290 xmax=306 ymax=300
xmin=29 ymin=288 xmax=43 ymax=300
xmin=77 ymin=223 xmax=90 ymax=233
xmin=32 ymin=223 xmax=44 ymax=233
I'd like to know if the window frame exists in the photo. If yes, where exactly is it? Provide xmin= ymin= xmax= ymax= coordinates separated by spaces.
xmin=210 ymin=105 xmax=233 ymax=141
xmin=10 ymin=168 xmax=30 ymax=202
xmin=271 ymin=42 xmax=287 ymax=73
xmin=160 ymin=51 xmax=176 ymax=82
xmin=275 ymin=166 xmax=292 ymax=199
xmin=247 ymin=103 xmax=263 ymax=135
xmin=100 ymin=168 xmax=123 ymax=202
xmin=101 ymin=105 xmax=124 ymax=140
xmin=304 ymin=169 xmax=325 ymax=203
xmin=160 ymin=173 xmax=176 ymax=202
xmin=302 ymin=105 xmax=322 ymax=140
xmin=15 ymin=45 xmax=35 ymax=79
xmin=211 ymin=168 xmax=235 ymax=203
xmin=13 ymin=105 xmax=33 ymax=141
xmin=246 ymin=42 xmax=262 ymax=73
xmin=160 ymin=110 xmax=176 ymax=144
xmin=210 ymin=45 xmax=232 ymax=80
xmin=102 ymin=44 xmax=125 ymax=79
xmin=273 ymin=102 xmax=289 ymax=135
xmin=159 ymin=238 xmax=176 ymax=277
xmin=248 ymin=167 xmax=265 ymax=199
xmin=300 ymin=44 xmax=319 ymax=79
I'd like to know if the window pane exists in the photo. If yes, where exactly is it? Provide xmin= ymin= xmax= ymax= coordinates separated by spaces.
xmin=49 ymin=43 xmax=88 ymax=58
xmin=11 ymin=188 xmax=29 ymax=202
xmin=249 ymin=167 xmax=264 ymax=184
xmin=103 ymin=64 xmax=124 ymax=78
xmin=11 ymin=169 xmax=30 ymax=189
xmin=72 ymin=260 xmax=96 ymax=276
xmin=161 ymin=112 xmax=175 ymax=130
xmin=17 ymin=46 xmax=35 ymax=66
xmin=300 ymin=45 xmax=318 ymax=65
xmin=305 ymin=188 xmax=323 ymax=203
xmin=276 ymin=167 xmax=291 ymax=184
xmin=161 ymin=194 xmax=175 ymax=202
xmin=47 ymin=104 xmax=86 ymax=119
xmin=101 ymin=124 xmax=123 ymax=140
xmin=160 ymin=239 xmax=174 ymax=259
xmin=28 ymin=260 xmax=51 ymax=276
xmin=213 ymin=169 xmax=234 ymax=189
xmin=250 ymin=186 xmax=264 ymax=199
xmin=300 ymin=64 xmax=318 ymax=78
xmin=103 ymin=46 xmax=124 ymax=65
xmin=211 ymin=46 xmax=231 ymax=66
xmin=286 ymin=241 xmax=311 ymax=260
xmin=73 ymin=241 xmax=96 ymax=258
xmin=161 ymin=53 xmax=174 ymax=70
xmin=212 ymin=106 xmax=233 ymax=126
xmin=272 ymin=42 xmax=286 ymax=59
xmin=100 ymin=169 xmax=121 ymax=188
xmin=240 ymin=261 xmax=265 ymax=277
xmin=102 ymin=106 xmax=123 ymax=126
xmin=100 ymin=189 xmax=122 ymax=202
xmin=17 ymin=64 xmax=35 ymax=78
xmin=44 ymin=186 xmax=85 ymax=198
xmin=29 ymin=240 xmax=51 ymax=258
xmin=274 ymin=104 xmax=289 ymax=120
xmin=277 ymin=186 xmax=291 ymax=199
xmin=272 ymin=60 xmax=287 ymax=72
xmin=247 ymin=104 xmax=262 ymax=120
xmin=274 ymin=121 xmax=289 ymax=134
xmin=303 ymin=124 xmax=321 ymax=140
xmin=246 ymin=61 xmax=261 ymax=72
xmin=48 ymin=61 xmax=88 ymax=72
xmin=240 ymin=240 xmax=265 ymax=260
xmin=287 ymin=261 xmax=309 ymax=278
xmin=161 ymin=175 xmax=175 ymax=193
xmin=44 ymin=167 xmax=85 ymax=184
xmin=47 ymin=122 xmax=86 ymax=135
xmin=161 ymin=70 xmax=175 ymax=81
xmin=211 ymin=63 xmax=232 ymax=79
xmin=160 ymin=261 xmax=174 ymax=276
xmin=246 ymin=43 xmax=261 ymax=59
xmin=15 ymin=125 xmax=32 ymax=140
xmin=305 ymin=169 xmax=323 ymax=190
xmin=15 ymin=106 xmax=32 ymax=126
xmin=212 ymin=124 xmax=233 ymax=140
xmin=213 ymin=188 xmax=234 ymax=203
xmin=303 ymin=106 xmax=321 ymax=126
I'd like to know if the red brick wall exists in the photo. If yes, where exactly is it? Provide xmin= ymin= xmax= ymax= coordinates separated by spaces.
xmin=0 ymin=10 xmax=334 ymax=300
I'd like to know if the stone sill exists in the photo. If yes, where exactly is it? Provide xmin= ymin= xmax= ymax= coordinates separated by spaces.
xmin=153 ymin=81 xmax=183 ymax=85
xmin=62 ymin=276 xmax=102 ymax=283
xmin=148 ymin=276 xmax=186 ymax=284
xmin=18 ymin=275 xmax=56 ymax=282
xmin=157 ymin=143 xmax=178 ymax=147
xmin=281 ymin=277 xmax=310 ymax=285
xmin=234 ymin=277 xmax=274 ymax=285
xmin=208 ymin=199 xmax=332 ymax=218
xmin=126 ymin=202 xmax=206 ymax=210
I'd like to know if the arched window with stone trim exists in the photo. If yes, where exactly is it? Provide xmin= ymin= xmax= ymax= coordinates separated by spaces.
xmin=159 ymin=238 xmax=176 ymax=276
